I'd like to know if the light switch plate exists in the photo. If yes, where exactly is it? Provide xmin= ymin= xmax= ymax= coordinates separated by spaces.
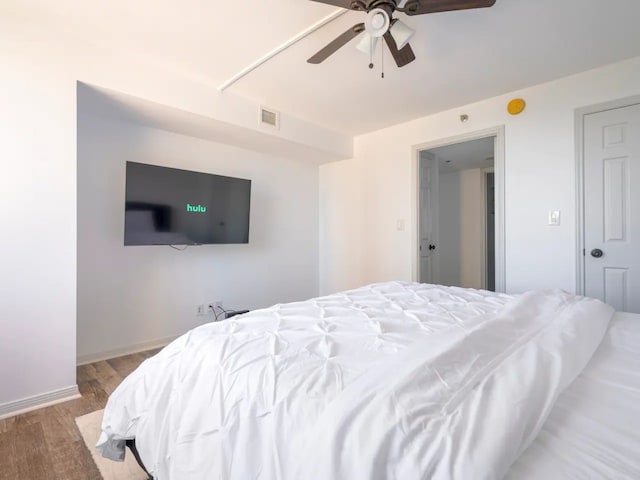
xmin=548 ymin=210 xmax=560 ymax=226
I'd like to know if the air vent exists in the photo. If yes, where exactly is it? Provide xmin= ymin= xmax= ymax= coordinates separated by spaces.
xmin=260 ymin=106 xmax=280 ymax=129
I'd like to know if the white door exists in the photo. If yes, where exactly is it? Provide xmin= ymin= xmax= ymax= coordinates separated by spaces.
xmin=584 ymin=103 xmax=640 ymax=313
xmin=418 ymin=154 xmax=439 ymax=283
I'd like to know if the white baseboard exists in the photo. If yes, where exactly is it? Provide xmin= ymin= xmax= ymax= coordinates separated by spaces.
xmin=76 ymin=335 xmax=179 ymax=366
xmin=0 ymin=385 xmax=81 ymax=421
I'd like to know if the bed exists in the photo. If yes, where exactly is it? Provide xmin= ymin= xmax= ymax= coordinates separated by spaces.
xmin=96 ymin=281 xmax=640 ymax=479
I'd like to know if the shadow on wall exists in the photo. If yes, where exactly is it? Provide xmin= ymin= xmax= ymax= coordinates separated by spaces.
xmin=438 ymin=172 xmax=462 ymax=286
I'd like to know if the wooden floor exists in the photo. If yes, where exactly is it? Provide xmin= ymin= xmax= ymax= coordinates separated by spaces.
xmin=0 ymin=349 xmax=160 ymax=480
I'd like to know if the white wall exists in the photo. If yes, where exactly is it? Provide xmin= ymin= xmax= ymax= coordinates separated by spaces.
xmin=0 ymin=15 xmax=348 ymax=414
xmin=438 ymin=168 xmax=484 ymax=289
xmin=458 ymin=169 xmax=484 ymax=289
xmin=319 ymin=56 xmax=640 ymax=295
xmin=77 ymin=115 xmax=319 ymax=361
xmin=437 ymin=172 xmax=462 ymax=286
xmin=0 ymin=21 xmax=77 ymax=408
xmin=318 ymin=159 xmax=364 ymax=294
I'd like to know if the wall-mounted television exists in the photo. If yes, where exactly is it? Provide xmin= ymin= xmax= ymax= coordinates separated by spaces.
xmin=124 ymin=162 xmax=251 ymax=246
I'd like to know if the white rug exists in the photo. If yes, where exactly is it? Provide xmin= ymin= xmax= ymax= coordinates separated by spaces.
xmin=75 ymin=409 xmax=149 ymax=480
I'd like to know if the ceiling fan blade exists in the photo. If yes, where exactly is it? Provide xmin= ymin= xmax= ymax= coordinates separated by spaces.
xmin=308 ymin=23 xmax=365 ymax=64
xmin=403 ymin=0 xmax=496 ymax=16
xmin=308 ymin=0 xmax=360 ymax=10
xmin=383 ymin=30 xmax=416 ymax=67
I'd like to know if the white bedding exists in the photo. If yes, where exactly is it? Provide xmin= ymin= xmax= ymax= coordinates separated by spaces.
xmin=97 ymin=282 xmax=614 ymax=479
xmin=506 ymin=312 xmax=640 ymax=479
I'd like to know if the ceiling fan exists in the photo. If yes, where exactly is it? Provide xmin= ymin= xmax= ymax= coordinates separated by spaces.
xmin=308 ymin=0 xmax=496 ymax=68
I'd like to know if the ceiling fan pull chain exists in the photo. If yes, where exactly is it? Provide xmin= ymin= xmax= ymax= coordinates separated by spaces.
xmin=381 ymin=40 xmax=385 ymax=78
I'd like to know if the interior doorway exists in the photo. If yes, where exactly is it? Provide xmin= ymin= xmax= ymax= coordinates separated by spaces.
xmin=413 ymin=128 xmax=505 ymax=292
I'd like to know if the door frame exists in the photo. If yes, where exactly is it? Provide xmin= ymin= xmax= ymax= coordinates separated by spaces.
xmin=575 ymin=95 xmax=640 ymax=295
xmin=482 ymin=167 xmax=495 ymax=290
xmin=411 ymin=126 xmax=506 ymax=292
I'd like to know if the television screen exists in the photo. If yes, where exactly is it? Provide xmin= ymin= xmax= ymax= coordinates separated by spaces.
xmin=124 ymin=162 xmax=251 ymax=245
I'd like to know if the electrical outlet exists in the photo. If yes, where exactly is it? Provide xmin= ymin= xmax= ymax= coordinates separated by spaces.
xmin=196 ymin=304 xmax=206 ymax=316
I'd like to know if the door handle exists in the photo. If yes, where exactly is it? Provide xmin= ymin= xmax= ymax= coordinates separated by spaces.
xmin=590 ymin=248 xmax=604 ymax=258
xmin=428 ymin=244 xmax=436 ymax=250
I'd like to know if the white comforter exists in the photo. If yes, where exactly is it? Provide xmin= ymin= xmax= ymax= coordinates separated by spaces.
xmin=97 ymin=282 xmax=613 ymax=480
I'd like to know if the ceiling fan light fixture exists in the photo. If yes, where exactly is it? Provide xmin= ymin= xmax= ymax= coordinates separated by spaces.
xmin=364 ymin=8 xmax=390 ymax=38
xmin=307 ymin=0 xmax=498 ymax=69
xmin=355 ymin=32 xmax=378 ymax=55
xmin=389 ymin=20 xmax=415 ymax=50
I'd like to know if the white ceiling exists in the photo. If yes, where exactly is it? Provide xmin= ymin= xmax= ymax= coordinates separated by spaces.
xmin=425 ymin=137 xmax=494 ymax=174
xmin=7 ymin=0 xmax=640 ymax=135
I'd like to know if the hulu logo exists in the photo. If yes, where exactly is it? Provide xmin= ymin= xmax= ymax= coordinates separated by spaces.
xmin=186 ymin=203 xmax=207 ymax=213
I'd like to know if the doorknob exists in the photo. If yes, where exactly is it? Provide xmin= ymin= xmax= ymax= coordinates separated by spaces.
xmin=590 ymin=248 xmax=604 ymax=258
xmin=428 ymin=244 xmax=436 ymax=250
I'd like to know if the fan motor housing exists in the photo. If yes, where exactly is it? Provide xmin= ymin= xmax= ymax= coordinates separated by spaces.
xmin=351 ymin=0 xmax=397 ymax=14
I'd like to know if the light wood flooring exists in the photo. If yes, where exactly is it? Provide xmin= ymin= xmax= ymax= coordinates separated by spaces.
xmin=0 ymin=349 xmax=160 ymax=480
